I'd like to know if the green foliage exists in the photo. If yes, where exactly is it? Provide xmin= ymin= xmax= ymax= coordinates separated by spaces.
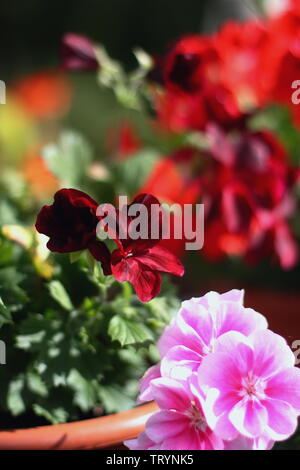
xmin=108 ymin=315 xmax=153 ymax=346
xmin=48 ymin=280 xmax=74 ymax=311
xmin=111 ymin=149 xmax=160 ymax=196
xmin=0 ymin=223 xmax=177 ymax=426
xmin=42 ymin=131 xmax=93 ymax=187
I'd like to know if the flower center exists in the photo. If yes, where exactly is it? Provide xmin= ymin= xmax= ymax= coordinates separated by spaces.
xmin=187 ymin=403 xmax=207 ymax=432
xmin=239 ymin=374 xmax=266 ymax=400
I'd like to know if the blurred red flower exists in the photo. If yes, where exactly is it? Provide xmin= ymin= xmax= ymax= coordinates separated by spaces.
xmin=22 ymin=153 xmax=59 ymax=198
xmin=215 ymin=20 xmax=268 ymax=109
xmin=259 ymin=5 xmax=300 ymax=127
xmin=13 ymin=71 xmax=71 ymax=119
xmin=106 ymin=121 xmax=141 ymax=159
xmin=202 ymin=125 xmax=299 ymax=268
xmin=139 ymin=149 xmax=201 ymax=258
xmin=152 ymin=34 xmax=246 ymax=132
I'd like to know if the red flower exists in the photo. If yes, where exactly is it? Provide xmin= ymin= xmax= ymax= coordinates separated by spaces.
xmin=215 ymin=20 xmax=268 ymax=109
xmin=108 ymin=194 xmax=184 ymax=302
xmin=163 ymin=35 xmax=220 ymax=94
xmin=152 ymin=34 xmax=245 ymax=132
xmin=202 ymin=125 xmax=299 ymax=268
xmin=260 ymin=6 xmax=300 ymax=128
xmin=35 ymin=188 xmax=111 ymax=274
xmin=106 ymin=121 xmax=141 ymax=160
xmin=139 ymin=149 xmax=201 ymax=258
xmin=61 ymin=33 xmax=99 ymax=70
xmin=13 ymin=71 xmax=71 ymax=119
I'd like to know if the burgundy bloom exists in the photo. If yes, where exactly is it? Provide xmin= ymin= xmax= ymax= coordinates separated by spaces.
xmin=35 ymin=188 xmax=111 ymax=274
xmin=108 ymin=194 xmax=184 ymax=302
xmin=61 ymin=33 xmax=99 ymax=70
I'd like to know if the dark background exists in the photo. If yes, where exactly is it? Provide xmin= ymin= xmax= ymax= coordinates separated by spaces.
xmin=0 ymin=0 xmax=255 ymax=82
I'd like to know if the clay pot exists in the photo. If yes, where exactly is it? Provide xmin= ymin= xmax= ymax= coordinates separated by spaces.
xmin=0 ymin=402 xmax=158 ymax=450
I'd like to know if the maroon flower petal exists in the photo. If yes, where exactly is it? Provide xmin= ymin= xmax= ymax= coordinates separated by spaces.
xmin=88 ymin=240 xmax=112 ymax=275
xmin=135 ymin=245 xmax=184 ymax=277
xmin=111 ymin=251 xmax=162 ymax=302
xmin=53 ymin=188 xmax=98 ymax=209
xmin=35 ymin=188 xmax=99 ymax=254
xmin=35 ymin=205 xmax=58 ymax=238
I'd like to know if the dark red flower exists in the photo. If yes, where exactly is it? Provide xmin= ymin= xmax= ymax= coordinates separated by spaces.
xmin=35 ymin=188 xmax=111 ymax=274
xmin=152 ymin=34 xmax=246 ymax=132
xmin=108 ymin=194 xmax=184 ymax=302
xmin=163 ymin=35 xmax=220 ymax=94
xmin=61 ymin=33 xmax=99 ymax=70
xmin=202 ymin=125 xmax=299 ymax=268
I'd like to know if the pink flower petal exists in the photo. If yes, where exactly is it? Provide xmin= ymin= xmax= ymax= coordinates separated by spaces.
xmin=266 ymin=367 xmax=300 ymax=411
xmin=161 ymin=345 xmax=202 ymax=380
xmin=150 ymin=377 xmax=191 ymax=411
xmin=138 ymin=363 xmax=161 ymax=403
xmin=229 ymin=398 xmax=268 ymax=438
xmin=251 ymin=329 xmax=295 ymax=378
xmin=262 ymin=398 xmax=298 ymax=440
xmin=146 ymin=410 xmax=189 ymax=443
xmin=162 ymin=427 xmax=201 ymax=450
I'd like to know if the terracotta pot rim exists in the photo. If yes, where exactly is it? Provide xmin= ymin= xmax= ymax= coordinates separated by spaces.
xmin=0 ymin=402 xmax=158 ymax=450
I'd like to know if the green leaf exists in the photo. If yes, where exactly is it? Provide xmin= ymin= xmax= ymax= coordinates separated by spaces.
xmin=66 ymin=369 xmax=97 ymax=412
xmin=16 ymin=330 xmax=46 ymax=350
xmin=7 ymin=375 xmax=25 ymax=415
xmin=97 ymin=384 xmax=135 ymax=413
xmin=0 ymin=238 xmax=14 ymax=266
xmin=0 ymin=199 xmax=18 ymax=225
xmin=70 ymin=251 xmax=84 ymax=264
xmin=108 ymin=315 xmax=153 ymax=346
xmin=42 ymin=131 xmax=93 ymax=186
xmin=32 ymin=404 xmax=68 ymax=425
xmin=48 ymin=280 xmax=74 ymax=311
xmin=112 ymin=149 xmax=159 ymax=195
xmin=27 ymin=372 xmax=48 ymax=398
xmin=0 ymin=296 xmax=12 ymax=327
xmin=0 ymin=267 xmax=28 ymax=311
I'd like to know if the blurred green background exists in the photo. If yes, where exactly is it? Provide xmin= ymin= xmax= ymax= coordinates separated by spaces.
xmin=0 ymin=0 xmax=256 ymax=80
xmin=0 ymin=0 xmax=257 ymax=159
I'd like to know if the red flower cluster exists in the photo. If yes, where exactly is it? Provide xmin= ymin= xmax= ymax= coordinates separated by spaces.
xmin=202 ymin=125 xmax=299 ymax=268
xmin=61 ymin=4 xmax=300 ymax=269
xmin=138 ymin=5 xmax=300 ymax=269
xmin=35 ymin=189 xmax=184 ymax=302
xmin=150 ymin=4 xmax=300 ymax=132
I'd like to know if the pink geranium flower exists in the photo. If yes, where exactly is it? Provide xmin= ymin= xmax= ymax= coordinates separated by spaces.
xmin=131 ymin=376 xmax=225 ymax=450
xmin=125 ymin=432 xmax=161 ymax=450
xmin=138 ymin=290 xmax=267 ymax=401
xmin=198 ymin=329 xmax=300 ymax=441
xmin=127 ymin=375 xmax=272 ymax=450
